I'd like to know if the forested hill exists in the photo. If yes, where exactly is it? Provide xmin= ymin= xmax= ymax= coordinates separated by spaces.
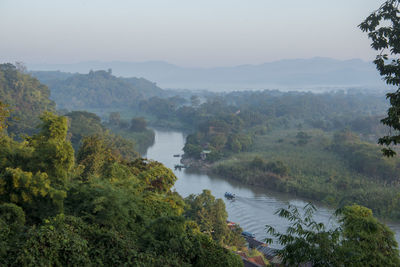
xmin=0 ymin=64 xmax=245 ymax=266
xmin=31 ymin=70 xmax=163 ymax=110
xmin=0 ymin=63 xmax=56 ymax=136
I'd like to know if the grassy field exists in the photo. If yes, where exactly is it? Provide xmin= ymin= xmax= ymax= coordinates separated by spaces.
xmin=212 ymin=129 xmax=400 ymax=220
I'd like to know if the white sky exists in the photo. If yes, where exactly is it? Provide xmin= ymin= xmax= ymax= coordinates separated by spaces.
xmin=0 ymin=0 xmax=385 ymax=67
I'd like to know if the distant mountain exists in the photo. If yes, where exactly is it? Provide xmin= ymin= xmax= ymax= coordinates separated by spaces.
xmin=28 ymin=57 xmax=384 ymax=91
xmin=31 ymin=70 xmax=163 ymax=110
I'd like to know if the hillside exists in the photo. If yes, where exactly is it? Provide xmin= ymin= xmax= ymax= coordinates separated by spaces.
xmin=0 ymin=63 xmax=56 ymax=136
xmin=31 ymin=70 xmax=164 ymax=110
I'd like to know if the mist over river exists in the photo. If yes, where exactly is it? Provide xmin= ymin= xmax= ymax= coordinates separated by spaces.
xmin=145 ymin=129 xmax=400 ymax=245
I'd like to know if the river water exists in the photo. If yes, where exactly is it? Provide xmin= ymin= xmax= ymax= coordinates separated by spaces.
xmin=144 ymin=129 xmax=400 ymax=245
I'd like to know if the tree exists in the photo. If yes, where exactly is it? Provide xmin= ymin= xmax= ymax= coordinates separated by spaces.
xmin=190 ymin=95 xmax=201 ymax=107
xmin=0 ymin=101 xmax=10 ymax=132
xmin=184 ymin=190 xmax=230 ymax=244
xmin=65 ymin=111 xmax=104 ymax=150
xmin=16 ymin=215 xmax=91 ymax=266
xmin=136 ymin=160 xmax=177 ymax=193
xmin=359 ymin=0 xmax=400 ymax=156
xmin=14 ymin=61 xmax=27 ymax=73
xmin=266 ymin=203 xmax=400 ymax=266
xmin=130 ymin=117 xmax=147 ymax=132
xmin=266 ymin=203 xmax=342 ymax=266
xmin=339 ymin=205 xmax=400 ymax=266
xmin=0 ymin=203 xmax=25 ymax=261
xmin=0 ymin=113 xmax=74 ymax=222
xmin=0 ymin=63 xmax=55 ymax=136
xmin=296 ymin=131 xmax=311 ymax=145
xmin=27 ymin=112 xmax=74 ymax=188
xmin=76 ymin=135 xmax=114 ymax=179
xmin=108 ymin=112 xmax=120 ymax=126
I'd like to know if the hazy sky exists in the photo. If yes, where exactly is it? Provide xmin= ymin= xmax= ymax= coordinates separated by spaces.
xmin=0 ymin=0 xmax=385 ymax=67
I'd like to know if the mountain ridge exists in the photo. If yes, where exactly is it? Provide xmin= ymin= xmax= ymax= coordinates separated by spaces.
xmin=28 ymin=57 xmax=384 ymax=90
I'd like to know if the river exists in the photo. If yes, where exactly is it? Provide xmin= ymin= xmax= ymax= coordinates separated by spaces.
xmin=144 ymin=129 xmax=400 ymax=245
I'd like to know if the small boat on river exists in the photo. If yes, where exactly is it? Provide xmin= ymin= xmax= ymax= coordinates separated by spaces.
xmin=241 ymin=231 xmax=256 ymax=239
xmin=174 ymin=164 xmax=186 ymax=170
xmin=173 ymin=154 xmax=181 ymax=157
xmin=224 ymin=192 xmax=236 ymax=200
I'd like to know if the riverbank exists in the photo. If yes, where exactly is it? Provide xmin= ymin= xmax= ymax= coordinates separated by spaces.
xmin=178 ymin=128 xmax=400 ymax=221
xmin=108 ymin=127 xmax=155 ymax=155
xmin=145 ymin=129 xmax=400 ymax=245
xmin=180 ymin=156 xmax=213 ymax=172
xmin=183 ymin=154 xmax=400 ymax=221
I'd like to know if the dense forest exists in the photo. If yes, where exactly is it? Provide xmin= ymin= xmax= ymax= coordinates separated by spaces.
xmin=0 ymin=65 xmax=247 ymax=266
xmin=29 ymin=63 xmax=400 ymax=220
xmin=0 ymin=64 xmax=56 ymax=136
xmin=124 ymin=89 xmax=400 ymax=220
xmin=31 ymin=70 xmax=163 ymax=110
xmin=3 ymin=0 xmax=400 ymax=265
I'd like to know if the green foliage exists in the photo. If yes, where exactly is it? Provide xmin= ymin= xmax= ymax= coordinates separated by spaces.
xmin=250 ymin=156 xmax=289 ymax=176
xmin=108 ymin=111 xmax=120 ymax=126
xmin=0 ymin=203 xmax=25 ymax=260
xmin=130 ymin=117 xmax=147 ymax=132
xmin=0 ymin=203 xmax=25 ymax=231
xmin=191 ymin=234 xmax=244 ymax=267
xmin=65 ymin=111 xmax=104 ymax=151
xmin=0 ymin=111 xmax=240 ymax=265
xmin=34 ymin=70 xmax=163 ymax=110
xmin=0 ymin=63 xmax=55 ymax=136
xmin=0 ymin=112 xmax=74 ymax=222
xmin=331 ymin=130 xmax=399 ymax=182
xmin=266 ymin=203 xmax=342 ymax=266
xmin=267 ymin=203 xmax=400 ymax=266
xmin=183 ymin=142 xmax=203 ymax=159
xmin=76 ymin=135 xmax=115 ymax=179
xmin=296 ymin=131 xmax=311 ymax=145
xmin=184 ymin=190 xmax=244 ymax=247
xmin=112 ymin=127 xmax=155 ymax=155
xmin=213 ymin=129 xmax=400 ymax=219
xmin=16 ymin=215 xmax=91 ymax=267
xmin=0 ymin=168 xmax=66 ymax=220
xmin=106 ymin=114 xmax=154 ymax=155
xmin=0 ymin=101 xmax=10 ymax=132
xmin=214 ymin=157 xmax=289 ymax=190
xmin=339 ymin=205 xmax=400 ymax=266
xmin=65 ymin=180 xmax=142 ymax=232
xmin=27 ymin=112 xmax=74 ymax=187
xmin=0 ymin=69 xmax=244 ymax=265
xmin=359 ymin=0 xmax=400 ymax=156
xmin=77 ymin=133 xmax=139 ymax=180
xmin=139 ymin=216 xmax=243 ymax=267
xmin=137 ymin=160 xmax=177 ymax=193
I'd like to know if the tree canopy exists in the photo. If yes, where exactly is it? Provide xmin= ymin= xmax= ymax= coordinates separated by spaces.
xmin=360 ymin=0 xmax=400 ymax=156
xmin=266 ymin=203 xmax=400 ymax=266
xmin=0 ymin=110 xmax=243 ymax=266
xmin=0 ymin=63 xmax=55 ymax=136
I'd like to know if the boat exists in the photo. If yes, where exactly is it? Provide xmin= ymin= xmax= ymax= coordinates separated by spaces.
xmin=224 ymin=192 xmax=236 ymax=200
xmin=174 ymin=164 xmax=186 ymax=170
xmin=241 ymin=231 xmax=256 ymax=239
xmin=173 ymin=154 xmax=181 ymax=157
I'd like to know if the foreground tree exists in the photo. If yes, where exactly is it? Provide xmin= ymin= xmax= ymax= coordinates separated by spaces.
xmin=266 ymin=204 xmax=400 ymax=266
xmin=360 ymin=0 xmax=400 ymax=156
xmin=266 ymin=203 xmax=342 ymax=266
xmin=340 ymin=205 xmax=400 ymax=266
